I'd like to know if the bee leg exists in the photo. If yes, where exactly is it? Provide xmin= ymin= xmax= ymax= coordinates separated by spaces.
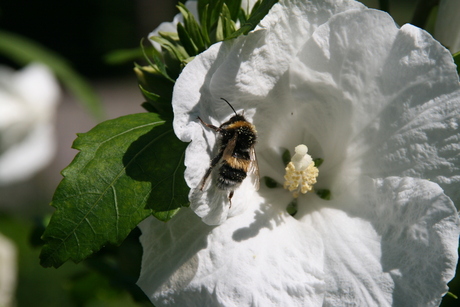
xmin=200 ymin=151 xmax=223 ymax=190
xmin=228 ymin=191 xmax=234 ymax=208
xmin=200 ymin=167 xmax=212 ymax=190
xmin=198 ymin=116 xmax=220 ymax=132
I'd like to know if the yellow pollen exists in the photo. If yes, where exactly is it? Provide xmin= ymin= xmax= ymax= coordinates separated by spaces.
xmin=283 ymin=145 xmax=319 ymax=198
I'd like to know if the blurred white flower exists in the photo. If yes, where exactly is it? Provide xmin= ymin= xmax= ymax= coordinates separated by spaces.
xmin=138 ymin=0 xmax=460 ymax=306
xmin=0 ymin=63 xmax=60 ymax=185
xmin=435 ymin=0 xmax=460 ymax=53
xmin=0 ymin=233 xmax=16 ymax=307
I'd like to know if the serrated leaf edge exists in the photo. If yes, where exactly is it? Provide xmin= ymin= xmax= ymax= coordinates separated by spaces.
xmin=43 ymin=120 xmax=167 ymax=266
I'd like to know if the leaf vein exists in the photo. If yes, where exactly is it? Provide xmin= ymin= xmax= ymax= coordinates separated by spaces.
xmin=48 ymin=124 xmax=171 ymax=262
xmin=112 ymin=185 xmax=120 ymax=238
xmin=85 ymin=217 xmax=96 ymax=235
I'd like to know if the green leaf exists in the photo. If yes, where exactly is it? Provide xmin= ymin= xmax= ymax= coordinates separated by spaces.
xmin=177 ymin=23 xmax=199 ymax=56
xmin=200 ymin=5 xmax=212 ymax=47
xmin=134 ymin=65 xmax=174 ymax=118
xmin=141 ymin=101 xmax=158 ymax=113
xmin=197 ymin=0 xmax=209 ymax=22
xmin=263 ymin=176 xmax=280 ymax=188
xmin=40 ymin=113 xmax=189 ymax=268
xmin=208 ymin=0 xmax=225 ymax=32
xmin=411 ymin=0 xmax=438 ymax=29
xmin=0 ymin=30 xmax=105 ymax=120
xmin=286 ymin=198 xmax=298 ymax=216
xmin=313 ymin=158 xmax=324 ymax=167
xmin=250 ymin=0 xmax=262 ymax=15
xmin=226 ymin=0 xmax=243 ymax=21
xmin=199 ymin=0 xmax=225 ymax=44
xmin=282 ymin=148 xmax=291 ymax=167
xmin=226 ymin=0 xmax=278 ymax=40
xmin=215 ymin=14 xmax=225 ymax=42
xmin=220 ymin=4 xmax=237 ymax=39
xmin=151 ymin=32 xmax=189 ymax=78
xmin=316 ymin=189 xmax=331 ymax=200
xmin=177 ymin=2 xmax=206 ymax=53
xmin=446 ymin=291 xmax=458 ymax=299
xmin=138 ymin=84 xmax=160 ymax=103
xmin=453 ymin=51 xmax=460 ymax=75
xmin=237 ymin=7 xmax=249 ymax=25
xmin=104 ymin=47 xmax=147 ymax=65
xmin=141 ymin=38 xmax=175 ymax=83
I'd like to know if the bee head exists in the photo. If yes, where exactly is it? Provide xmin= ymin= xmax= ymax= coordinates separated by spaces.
xmin=228 ymin=114 xmax=247 ymax=123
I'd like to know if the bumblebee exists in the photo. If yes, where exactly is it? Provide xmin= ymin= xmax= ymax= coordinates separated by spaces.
xmin=198 ymin=98 xmax=259 ymax=206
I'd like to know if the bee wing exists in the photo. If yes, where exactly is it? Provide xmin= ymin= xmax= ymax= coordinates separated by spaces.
xmin=249 ymin=146 xmax=260 ymax=191
xmin=199 ymin=134 xmax=237 ymax=191
xmin=222 ymin=134 xmax=237 ymax=160
xmin=199 ymin=150 xmax=222 ymax=190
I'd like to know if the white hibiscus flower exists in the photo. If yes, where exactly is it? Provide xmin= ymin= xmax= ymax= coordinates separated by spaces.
xmin=0 ymin=63 xmax=60 ymax=184
xmin=138 ymin=0 xmax=460 ymax=306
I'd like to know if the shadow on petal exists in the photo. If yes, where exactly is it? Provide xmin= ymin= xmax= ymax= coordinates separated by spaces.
xmin=137 ymin=209 xmax=214 ymax=304
xmin=345 ymin=176 xmax=459 ymax=305
xmin=232 ymin=187 xmax=295 ymax=242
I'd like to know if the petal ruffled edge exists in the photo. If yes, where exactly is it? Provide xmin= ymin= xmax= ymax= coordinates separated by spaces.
xmin=138 ymin=203 xmax=326 ymax=307
xmin=298 ymin=176 xmax=459 ymax=306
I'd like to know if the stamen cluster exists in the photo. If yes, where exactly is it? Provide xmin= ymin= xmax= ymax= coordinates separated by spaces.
xmin=283 ymin=145 xmax=319 ymax=198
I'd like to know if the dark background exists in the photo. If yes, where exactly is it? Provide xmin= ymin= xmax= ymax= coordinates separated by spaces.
xmin=0 ymin=0 xmax=418 ymax=78
xmin=0 ymin=0 xmax=179 ymax=77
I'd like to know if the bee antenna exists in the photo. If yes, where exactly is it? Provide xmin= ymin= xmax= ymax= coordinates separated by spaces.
xmin=220 ymin=97 xmax=238 ymax=116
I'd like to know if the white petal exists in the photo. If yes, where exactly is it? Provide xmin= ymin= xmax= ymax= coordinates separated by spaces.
xmin=210 ymin=0 xmax=364 ymax=99
xmin=138 ymin=200 xmax=326 ymax=307
xmin=13 ymin=63 xmax=60 ymax=113
xmin=298 ymin=176 xmax=459 ymax=306
xmin=435 ymin=0 xmax=460 ymax=53
xmin=0 ymin=64 xmax=60 ymax=184
xmin=0 ymin=233 xmax=16 ymax=307
xmin=172 ymin=0 xmax=363 ymax=224
xmin=0 ymin=123 xmax=56 ymax=184
xmin=288 ymin=9 xmax=460 ymax=205
xmin=241 ymin=0 xmax=258 ymax=13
